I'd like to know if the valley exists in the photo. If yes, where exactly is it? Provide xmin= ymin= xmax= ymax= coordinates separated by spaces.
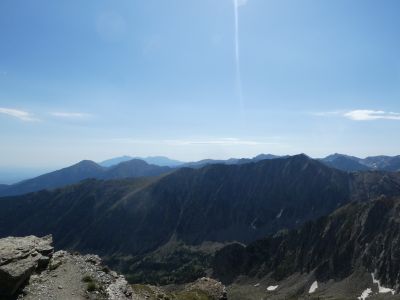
xmin=1 ymin=155 xmax=400 ymax=299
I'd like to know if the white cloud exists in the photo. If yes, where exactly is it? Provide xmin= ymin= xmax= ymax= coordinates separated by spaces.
xmin=50 ymin=112 xmax=92 ymax=118
xmin=0 ymin=107 xmax=39 ymax=122
xmin=343 ymin=110 xmax=400 ymax=121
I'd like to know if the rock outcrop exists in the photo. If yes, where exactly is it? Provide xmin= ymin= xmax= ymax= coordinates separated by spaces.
xmin=131 ymin=277 xmax=228 ymax=300
xmin=0 ymin=235 xmax=133 ymax=299
xmin=0 ymin=235 xmax=54 ymax=296
xmin=185 ymin=277 xmax=227 ymax=300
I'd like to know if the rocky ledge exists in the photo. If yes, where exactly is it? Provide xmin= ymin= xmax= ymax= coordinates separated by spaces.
xmin=0 ymin=235 xmax=133 ymax=299
xmin=0 ymin=235 xmax=54 ymax=297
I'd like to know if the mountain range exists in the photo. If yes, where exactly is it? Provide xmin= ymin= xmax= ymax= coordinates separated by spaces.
xmin=2 ymin=153 xmax=400 ymax=198
xmin=0 ymin=159 xmax=170 ymax=197
xmin=1 ymin=155 xmax=400 ymax=289
xmin=0 ymin=154 xmax=284 ymax=197
xmin=99 ymin=153 xmax=400 ymax=172
xmin=99 ymin=155 xmax=185 ymax=167
xmin=320 ymin=153 xmax=400 ymax=172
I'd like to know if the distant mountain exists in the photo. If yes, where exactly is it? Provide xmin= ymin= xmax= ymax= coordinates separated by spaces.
xmin=253 ymin=153 xmax=282 ymax=161
xmin=181 ymin=158 xmax=233 ymax=168
xmin=321 ymin=153 xmax=400 ymax=172
xmin=99 ymin=155 xmax=133 ymax=167
xmin=322 ymin=153 xmax=361 ymax=163
xmin=320 ymin=153 xmax=370 ymax=172
xmin=363 ymin=155 xmax=400 ymax=171
xmin=0 ymin=160 xmax=104 ymax=197
xmin=140 ymin=156 xmax=184 ymax=167
xmin=100 ymin=156 xmax=184 ymax=167
xmin=213 ymin=196 xmax=400 ymax=298
xmin=104 ymin=159 xmax=171 ymax=179
xmin=182 ymin=153 xmax=281 ymax=168
xmin=1 ymin=155 xmax=400 ymax=284
xmin=100 ymin=153 xmax=282 ymax=169
xmin=0 ymin=159 xmax=171 ymax=197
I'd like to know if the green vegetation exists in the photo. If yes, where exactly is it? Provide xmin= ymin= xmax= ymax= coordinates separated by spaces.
xmin=82 ymin=274 xmax=93 ymax=283
xmin=86 ymin=281 xmax=97 ymax=292
xmin=119 ymin=247 xmax=212 ymax=285
xmin=172 ymin=290 xmax=212 ymax=300
xmin=131 ymin=285 xmax=212 ymax=300
xmin=82 ymin=275 xmax=99 ymax=292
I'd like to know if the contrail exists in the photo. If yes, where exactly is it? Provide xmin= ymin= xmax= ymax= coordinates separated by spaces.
xmin=233 ymin=0 xmax=245 ymax=108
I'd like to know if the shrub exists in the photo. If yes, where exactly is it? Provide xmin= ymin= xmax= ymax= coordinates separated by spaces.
xmin=82 ymin=275 xmax=93 ymax=283
xmin=86 ymin=281 xmax=97 ymax=292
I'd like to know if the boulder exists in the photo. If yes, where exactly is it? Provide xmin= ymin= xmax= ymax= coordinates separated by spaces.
xmin=0 ymin=235 xmax=53 ymax=296
xmin=185 ymin=277 xmax=227 ymax=300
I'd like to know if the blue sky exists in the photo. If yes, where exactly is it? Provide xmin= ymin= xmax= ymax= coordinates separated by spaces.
xmin=1 ymin=0 xmax=400 ymax=175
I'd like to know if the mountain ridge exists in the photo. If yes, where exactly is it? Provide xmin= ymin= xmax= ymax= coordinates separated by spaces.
xmin=1 ymin=155 xmax=400 ymax=286
xmin=212 ymin=196 xmax=400 ymax=298
xmin=320 ymin=153 xmax=400 ymax=172
xmin=99 ymin=155 xmax=185 ymax=167
xmin=0 ymin=159 xmax=171 ymax=197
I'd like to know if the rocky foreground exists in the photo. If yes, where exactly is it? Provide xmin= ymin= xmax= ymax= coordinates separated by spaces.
xmin=0 ymin=235 xmax=227 ymax=300
xmin=0 ymin=235 xmax=133 ymax=299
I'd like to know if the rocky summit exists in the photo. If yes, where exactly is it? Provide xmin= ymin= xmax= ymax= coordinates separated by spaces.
xmin=0 ymin=235 xmax=133 ymax=299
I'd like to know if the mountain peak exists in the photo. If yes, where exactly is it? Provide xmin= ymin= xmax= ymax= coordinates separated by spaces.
xmin=71 ymin=160 xmax=103 ymax=170
xmin=253 ymin=153 xmax=280 ymax=161
xmin=112 ymin=158 xmax=149 ymax=167
xmin=290 ymin=153 xmax=311 ymax=161
xmin=99 ymin=156 xmax=184 ymax=167
xmin=75 ymin=159 xmax=99 ymax=166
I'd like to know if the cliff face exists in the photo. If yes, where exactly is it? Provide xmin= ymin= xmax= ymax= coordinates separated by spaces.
xmin=213 ymin=197 xmax=400 ymax=294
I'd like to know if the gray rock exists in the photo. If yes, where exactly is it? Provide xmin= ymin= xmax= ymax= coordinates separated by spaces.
xmin=185 ymin=277 xmax=227 ymax=300
xmin=0 ymin=235 xmax=53 ymax=296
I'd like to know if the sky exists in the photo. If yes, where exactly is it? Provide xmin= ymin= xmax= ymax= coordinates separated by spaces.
xmin=1 ymin=0 xmax=400 ymax=179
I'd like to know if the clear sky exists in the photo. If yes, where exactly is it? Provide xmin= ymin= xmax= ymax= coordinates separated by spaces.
xmin=1 ymin=0 xmax=400 ymax=173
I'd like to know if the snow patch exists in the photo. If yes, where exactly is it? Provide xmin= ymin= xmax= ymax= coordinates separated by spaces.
xmin=250 ymin=218 xmax=258 ymax=230
xmin=358 ymin=288 xmax=372 ymax=300
xmin=309 ymin=281 xmax=318 ymax=293
xmin=267 ymin=285 xmax=278 ymax=291
xmin=371 ymin=273 xmax=395 ymax=295
xmin=276 ymin=209 xmax=283 ymax=219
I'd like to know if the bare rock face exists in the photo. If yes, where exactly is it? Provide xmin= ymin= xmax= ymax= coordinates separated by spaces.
xmin=0 ymin=235 xmax=134 ymax=299
xmin=0 ymin=235 xmax=53 ymax=297
xmin=20 ymin=250 xmax=133 ymax=300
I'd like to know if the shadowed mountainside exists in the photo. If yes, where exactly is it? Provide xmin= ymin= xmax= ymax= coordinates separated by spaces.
xmin=1 ymin=155 xmax=400 ymax=285
xmin=1 ymin=156 xmax=400 ymax=253
xmin=213 ymin=196 xmax=400 ymax=296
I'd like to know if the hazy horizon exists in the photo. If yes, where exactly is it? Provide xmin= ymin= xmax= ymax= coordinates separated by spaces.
xmin=1 ymin=151 xmax=399 ymax=185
